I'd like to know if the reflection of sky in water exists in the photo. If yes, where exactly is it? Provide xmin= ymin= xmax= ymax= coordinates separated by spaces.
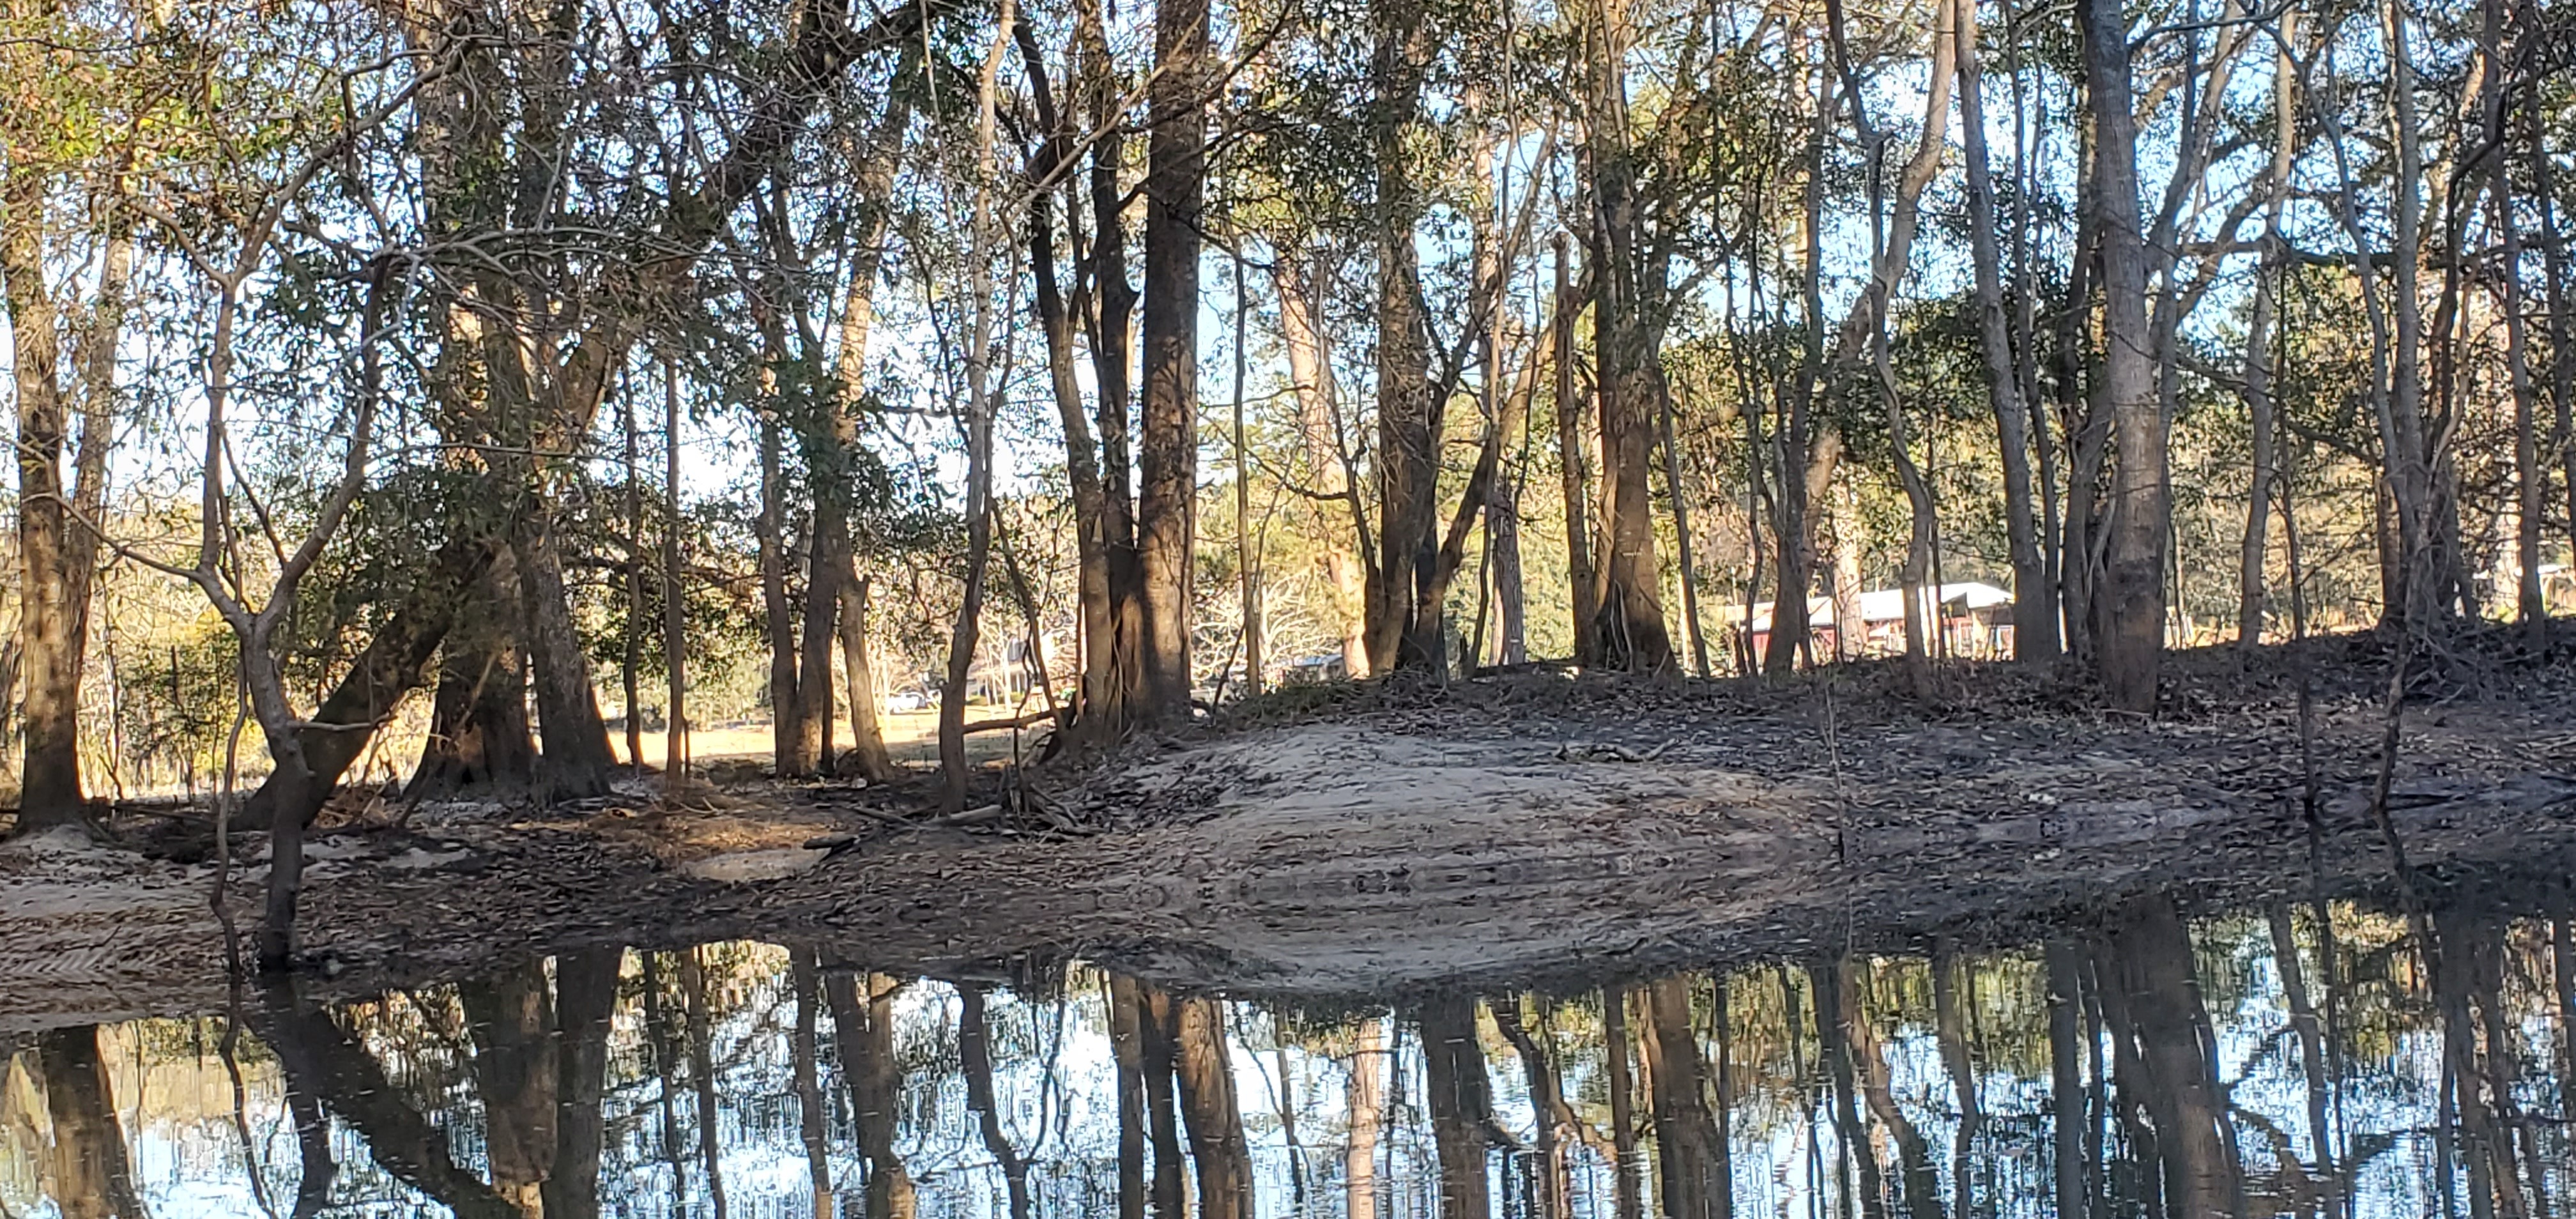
xmin=3 ymin=903 xmax=2569 ymax=1218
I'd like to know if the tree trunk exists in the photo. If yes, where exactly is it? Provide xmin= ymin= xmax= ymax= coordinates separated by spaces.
xmin=413 ymin=560 xmax=537 ymax=798
xmin=2237 ymin=24 xmax=2296 ymax=654
xmin=2483 ymin=0 xmax=2542 ymax=645
xmin=1138 ymin=0 xmax=1208 ymax=714
xmin=516 ymin=509 xmax=615 ymax=799
xmin=1553 ymin=235 xmax=1601 ymax=667
xmin=1368 ymin=0 xmax=1439 ymax=675
xmin=1230 ymin=255 xmax=1263 ymax=695
xmin=623 ymin=384 xmax=645 ymax=772
xmin=762 ymin=416 xmax=808 ymax=774
xmin=4 ymin=160 xmax=84 ymax=831
xmin=2077 ymin=0 xmax=2168 ymax=711
xmin=663 ymin=362 xmax=689 ymax=778
xmin=1583 ymin=0 xmax=1672 ymax=674
xmin=1276 ymin=253 xmax=1374 ymax=677
xmin=1347 ymin=1013 xmax=1386 ymax=1219
xmin=1954 ymin=0 xmax=2051 ymax=662
xmin=839 ymin=577 xmax=898 ymax=779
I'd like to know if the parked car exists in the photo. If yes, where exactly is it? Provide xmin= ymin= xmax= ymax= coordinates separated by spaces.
xmin=885 ymin=688 xmax=934 ymax=714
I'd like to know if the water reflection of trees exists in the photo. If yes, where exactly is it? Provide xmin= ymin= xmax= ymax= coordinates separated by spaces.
xmin=2 ymin=899 xmax=2571 ymax=1218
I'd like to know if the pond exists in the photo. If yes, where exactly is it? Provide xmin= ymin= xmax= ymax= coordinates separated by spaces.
xmin=3 ymin=874 xmax=2570 ymax=1218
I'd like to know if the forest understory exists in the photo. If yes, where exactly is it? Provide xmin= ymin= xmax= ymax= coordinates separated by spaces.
xmin=4 ymin=624 xmax=2573 ymax=1035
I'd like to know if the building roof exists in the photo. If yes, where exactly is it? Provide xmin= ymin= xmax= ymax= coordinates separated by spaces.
xmin=1740 ymin=582 xmax=2014 ymax=632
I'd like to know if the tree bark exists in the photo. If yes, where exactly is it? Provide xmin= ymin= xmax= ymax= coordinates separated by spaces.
xmin=960 ymin=986 xmax=1034 ymax=1219
xmin=1367 ymin=0 xmax=1439 ymax=675
xmin=1276 ymin=253 xmax=1374 ymax=677
xmin=516 ymin=507 xmax=615 ymax=798
xmin=1583 ymin=0 xmax=1673 ymax=673
xmin=1138 ymin=0 xmax=1209 ymax=713
xmin=2077 ymin=0 xmax=2169 ymax=711
xmin=1954 ymin=0 xmax=2052 ymax=662
xmin=1553 ymin=234 xmax=1601 ymax=667
xmin=2108 ymin=896 xmax=2241 ymax=1217
xmin=2237 ymin=22 xmax=2296 ymax=654
xmin=762 ymin=415 xmax=807 ymax=774
xmin=4 ymin=160 xmax=84 ymax=829
xmin=1346 ymin=1013 xmax=1386 ymax=1219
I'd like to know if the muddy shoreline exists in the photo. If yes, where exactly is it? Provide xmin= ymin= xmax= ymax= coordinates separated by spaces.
xmin=6 ymin=630 xmax=2574 ymax=1031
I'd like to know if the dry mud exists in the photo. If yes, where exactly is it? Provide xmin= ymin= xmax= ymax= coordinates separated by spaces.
xmin=6 ymin=668 xmax=2573 ymax=1034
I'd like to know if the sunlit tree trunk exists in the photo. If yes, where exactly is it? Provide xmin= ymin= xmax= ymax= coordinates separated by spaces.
xmin=1367 ymin=0 xmax=1439 ymax=675
xmin=4 ymin=160 xmax=85 ymax=831
xmin=1276 ymin=253 xmax=1374 ymax=677
xmin=2237 ymin=22 xmax=2296 ymax=654
xmin=1582 ymin=0 xmax=1672 ymax=673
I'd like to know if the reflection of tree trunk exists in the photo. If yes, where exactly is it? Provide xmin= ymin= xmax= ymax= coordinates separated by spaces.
xmin=35 ymin=1028 xmax=142 ymax=1219
xmin=2432 ymin=908 xmax=2521 ymax=1219
xmin=1639 ymin=977 xmax=1728 ymax=1219
xmin=2045 ymin=942 xmax=2089 ymax=1219
xmin=960 ymin=986 xmax=1034 ymax=1219
xmin=1491 ymin=1000 xmax=1568 ymax=1219
xmin=1135 ymin=982 xmax=1188 ymax=1218
xmin=1838 ymin=961 xmax=1938 ymax=1219
xmin=257 ymin=986 xmax=522 ymax=1219
xmin=641 ymin=954 xmax=690 ymax=1209
xmin=2266 ymin=907 xmax=2336 ymax=1192
xmin=459 ymin=961 xmax=559 ymax=1215
xmin=1932 ymin=949 xmax=1979 ymax=1219
xmin=827 ymin=970 xmax=916 ymax=1219
xmin=679 ymin=949 xmax=731 ymax=1219
xmin=546 ymin=947 xmax=621 ymax=1219
xmin=791 ymin=953 xmax=836 ymax=1219
xmin=1811 ymin=962 xmax=1887 ymax=1219
xmin=1418 ymin=995 xmax=1494 ymax=1219
xmin=2556 ymin=918 xmax=2574 ymax=1134
xmin=1601 ymin=986 xmax=1644 ymax=1219
xmin=1107 ymin=975 xmax=1151 ymax=1219
xmin=1347 ymin=1013 xmax=1387 ymax=1219
xmin=2106 ymin=896 xmax=2241 ymax=1218
xmin=286 ymin=1068 xmax=337 ymax=1218
xmin=1174 ymin=996 xmax=1252 ymax=1219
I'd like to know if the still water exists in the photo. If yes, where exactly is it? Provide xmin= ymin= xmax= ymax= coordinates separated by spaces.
xmin=4 ymin=887 xmax=2571 ymax=1218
